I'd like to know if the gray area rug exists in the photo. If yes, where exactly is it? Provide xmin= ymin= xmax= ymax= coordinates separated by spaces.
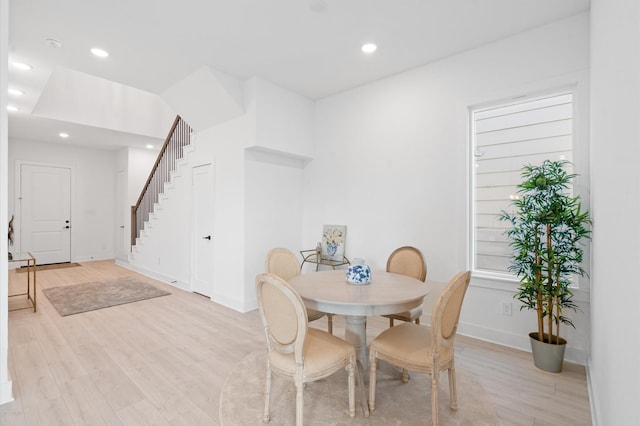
xmin=219 ymin=350 xmax=498 ymax=425
xmin=43 ymin=277 xmax=171 ymax=316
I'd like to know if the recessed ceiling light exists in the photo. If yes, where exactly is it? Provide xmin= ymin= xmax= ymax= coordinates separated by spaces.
xmin=90 ymin=48 xmax=109 ymax=58
xmin=6 ymin=106 xmax=19 ymax=112
xmin=361 ymin=43 xmax=378 ymax=54
xmin=11 ymin=62 xmax=32 ymax=71
xmin=145 ymin=144 xmax=154 ymax=149
xmin=59 ymin=132 xmax=69 ymax=138
xmin=44 ymin=38 xmax=62 ymax=48
xmin=8 ymin=88 xmax=24 ymax=96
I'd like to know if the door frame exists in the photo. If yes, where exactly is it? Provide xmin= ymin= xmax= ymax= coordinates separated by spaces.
xmin=14 ymin=160 xmax=73 ymax=260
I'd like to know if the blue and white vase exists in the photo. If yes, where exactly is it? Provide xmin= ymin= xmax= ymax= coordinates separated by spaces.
xmin=346 ymin=258 xmax=371 ymax=285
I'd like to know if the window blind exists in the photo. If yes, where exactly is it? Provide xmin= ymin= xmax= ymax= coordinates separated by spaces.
xmin=472 ymin=92 xmax=573 ymax=275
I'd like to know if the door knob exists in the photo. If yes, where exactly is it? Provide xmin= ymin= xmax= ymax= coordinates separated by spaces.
xmin=203 ymin=235 xmax=211 ymax=240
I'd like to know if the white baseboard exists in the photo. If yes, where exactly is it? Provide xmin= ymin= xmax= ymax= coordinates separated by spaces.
xmin=116 ymin=259 xmax=256 ymax=313
xmin=458 ymin=320 xmax=587 ymax=365
xmin=0 ymin=379 xmax=14 ymax=406
xmin=210 ymin=291 xmax=256 ymax=313
xmin=115 ymin=259 xmax=189 ymax=291
xmin=73 ymin=255 xmax=113 ymax=263
xmin=586 ymin=357 xmax=599 ymax=426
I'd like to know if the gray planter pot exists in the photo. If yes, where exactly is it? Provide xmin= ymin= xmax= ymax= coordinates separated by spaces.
xmin=529 ymin=332 xmax=567 ymax=373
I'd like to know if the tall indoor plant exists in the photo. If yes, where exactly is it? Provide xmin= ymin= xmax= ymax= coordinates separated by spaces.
xmin=500 ymin=160 xmax=591 ymax=372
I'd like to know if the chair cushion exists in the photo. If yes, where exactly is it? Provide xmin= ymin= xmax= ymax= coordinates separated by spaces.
xmin=370 ymin=322 xmax=453 ymax=370
xmin=269 ymin=328 xmax=354 ymax=381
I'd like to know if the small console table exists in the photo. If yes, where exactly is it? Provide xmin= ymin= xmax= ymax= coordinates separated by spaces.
xmin=300 ymin=249 xmax=350 ymax=271
xmin=8 ymin=252 xmax=37 ymax=313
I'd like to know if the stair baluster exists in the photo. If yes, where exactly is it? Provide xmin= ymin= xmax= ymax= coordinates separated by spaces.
xmin=131 ymin=116 xmax=193 ymax=248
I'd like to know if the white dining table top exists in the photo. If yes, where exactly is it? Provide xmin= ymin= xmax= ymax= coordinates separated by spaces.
xmin=288 ymin=269 xmax=429 ymax=317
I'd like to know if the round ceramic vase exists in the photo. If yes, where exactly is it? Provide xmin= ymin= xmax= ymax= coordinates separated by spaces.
xmin=346 ymin=258 xmax=371 ymax=285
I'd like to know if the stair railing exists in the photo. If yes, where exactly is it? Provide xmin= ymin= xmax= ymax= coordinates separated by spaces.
xmin=131 ymin=115 xmax=192 ymax=248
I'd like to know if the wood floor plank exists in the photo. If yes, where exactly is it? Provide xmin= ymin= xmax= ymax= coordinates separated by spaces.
xmin=1 ymin=260 xmax=592 ymax=425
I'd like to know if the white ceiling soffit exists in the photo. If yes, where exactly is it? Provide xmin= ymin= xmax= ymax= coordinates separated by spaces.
xmin=32 ymin=67 xmax=176 ymax=139
xmin=162 ymin=66 xmax=244 ymax=132
xmin=8 ymin=114 xmax=164 ymax=151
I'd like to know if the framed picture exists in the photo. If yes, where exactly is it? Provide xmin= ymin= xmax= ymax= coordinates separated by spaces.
xmin=321 ymin=225 xmax=347 ymax=261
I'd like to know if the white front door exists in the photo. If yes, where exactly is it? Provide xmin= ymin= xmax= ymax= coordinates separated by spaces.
xmin=191 ymin=163 xmax=215 ymax=297
xmin=20 ymin=164 xmax=72 ymax=264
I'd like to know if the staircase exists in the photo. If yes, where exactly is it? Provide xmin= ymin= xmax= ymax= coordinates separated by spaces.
xmin=130 ymin=115 xmax=193 ymax=249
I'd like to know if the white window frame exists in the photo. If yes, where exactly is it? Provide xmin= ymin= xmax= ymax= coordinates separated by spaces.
xmin=468 ymin=81 xmax=590 ymax=293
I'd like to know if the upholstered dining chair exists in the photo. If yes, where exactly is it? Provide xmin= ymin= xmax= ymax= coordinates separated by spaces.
xmin=265 ymin=247 xmax=333 ymax=333
xmin=368 ymin=271 xmax=471 ymax=426
xmin=255 ymin=273 xmax=356 ymax=425
xmin=383 ymin=246 xmax=428 ymax=327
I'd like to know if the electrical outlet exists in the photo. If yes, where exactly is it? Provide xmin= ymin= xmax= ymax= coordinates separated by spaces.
xmin=501 ymin=302 xmax=512 ymax=316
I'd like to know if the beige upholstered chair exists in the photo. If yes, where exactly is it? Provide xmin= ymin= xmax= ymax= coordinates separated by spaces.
xmin=255 ymin=273 xmax=356 ymax=425
xmin=383 ymin=246 xmax=428 ymax=327
xmin=265 ymin=247 xmax=333 ymax=333
xmin=369 ymin=271 xmax=471 ymax=426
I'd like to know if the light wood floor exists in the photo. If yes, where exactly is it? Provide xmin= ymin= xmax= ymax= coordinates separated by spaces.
xmin=1 ymin=260 xmax=591 ymax=425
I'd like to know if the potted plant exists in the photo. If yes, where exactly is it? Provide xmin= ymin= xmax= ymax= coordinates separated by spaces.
xmin=499 ymin=160 xmax=591 ymax=372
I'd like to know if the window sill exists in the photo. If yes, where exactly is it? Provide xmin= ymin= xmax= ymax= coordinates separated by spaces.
xmin=470 ymin=270 xmax=591 ymax=302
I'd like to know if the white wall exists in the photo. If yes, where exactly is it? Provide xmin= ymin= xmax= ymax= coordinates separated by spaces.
xmin=0 ymin=0 xmax=12 ymax=405
xmin=244 ymin=150 xmax=305 ymax=308
xmin=128 ymin=77 xmax=313 ymax=312
xmin=127 ymin=115 xmax=251 ymax=309
xmin=192 ymin=118 xmax=250 ymax=309
xmin=589 ymin=1 xmax=640 ymax=424
xmin=304 ymin=13 xmax=591 ymax=362
xmin=243 ymin=77 xmax=313 ymax=308
xmin=8 ymin=140 xmax=117 ymax=262
xmin=247 ymin=77 xmax=314 ymax=159
xmin=114 ymin=147 xmax=158 ymax=260
xmin=195 ymin=76 xmax=313 ymax=310
xmin=126 ymin=148 xmax=159 ymax=207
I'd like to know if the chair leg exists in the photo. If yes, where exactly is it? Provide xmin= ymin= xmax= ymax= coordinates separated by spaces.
xmin=389 ymin=318 xmax=394 ymax=327
xmin=416 ymin=317 xmax=420 ymax=325
xmin=295 ymin=375 xmax=304 ymax=426
xmin=328 ymin=314 xmax=333 ymax=334
xmin=448 ymin=366 xmax=458 ymax=411
xmin=431 ymin=371 xmax=440 ymax=426
xmin=263 ymin=363 xmax=272 ymax=423
xmin=348 ymin=356 xmax=355 ymax=418
xmin=402 ymin=368 xmax=410 ymax=383
xmin=368 ymin=350 xmax=377 ymax=412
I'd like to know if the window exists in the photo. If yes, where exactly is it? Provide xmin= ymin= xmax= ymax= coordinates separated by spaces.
xmin=471 ymin=92 xmax=574 ymax=276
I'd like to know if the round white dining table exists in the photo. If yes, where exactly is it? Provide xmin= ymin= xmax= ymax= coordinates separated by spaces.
xmin=288 ymin=269 xmax=429 ymax=365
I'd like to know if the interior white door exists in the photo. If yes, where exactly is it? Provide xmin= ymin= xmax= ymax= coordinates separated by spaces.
xmin=20 ymin=164 xmax=71 ymax=264
xmin=115 ymin=170 xmax=127 ymax=260
xmin=191 ymin=163 xmax=215 ymax=297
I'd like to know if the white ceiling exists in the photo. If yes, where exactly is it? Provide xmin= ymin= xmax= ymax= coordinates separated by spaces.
xmin=7 ymin=0 xmax=590 ymax=150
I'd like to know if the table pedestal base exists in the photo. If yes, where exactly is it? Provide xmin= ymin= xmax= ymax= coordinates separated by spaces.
xmin=344 ymin=315 xmax=370 ymax=417
xmin=345 ymin=315 xmax=367 ymax=366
